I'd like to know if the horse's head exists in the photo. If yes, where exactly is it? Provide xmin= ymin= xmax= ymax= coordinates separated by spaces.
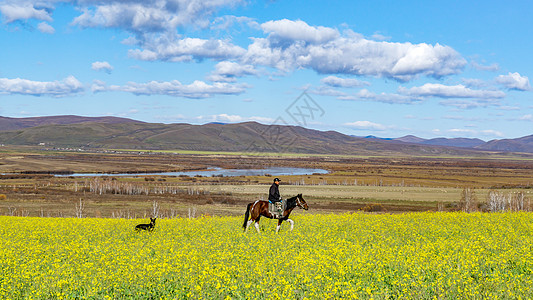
xmin=296 ymin=194 xmax=308 ymax=210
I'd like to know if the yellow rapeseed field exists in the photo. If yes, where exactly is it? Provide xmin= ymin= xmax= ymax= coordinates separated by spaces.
xmin=1 ymin=212 xmax=532 ymax=299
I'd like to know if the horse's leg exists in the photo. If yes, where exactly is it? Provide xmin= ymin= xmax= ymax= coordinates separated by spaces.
xmin=276 ymin=219 xmax=283 ymax=233
xmin=245 ymin=220 xmax=253 ymax=233
xmin=254 ymin=221 xmax=260 ymax=233
xmin=287 ymin=219 xmax=294 ymax=231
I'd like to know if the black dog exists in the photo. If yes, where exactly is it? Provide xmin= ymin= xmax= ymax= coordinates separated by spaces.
xmin=135 ymin=218 xmax=156 ymax=232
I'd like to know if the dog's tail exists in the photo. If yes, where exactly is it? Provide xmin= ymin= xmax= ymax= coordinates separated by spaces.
xmin=242 ymin=203 xmax=252 ymax=230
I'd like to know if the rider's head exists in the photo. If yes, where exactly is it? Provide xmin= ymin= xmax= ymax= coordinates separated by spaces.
xmin=274 ymin=178 xmax=281 ymax=185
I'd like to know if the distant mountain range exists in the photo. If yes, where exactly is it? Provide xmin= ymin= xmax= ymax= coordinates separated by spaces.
xmin=387 ymin=135 xmax=533 ymax=153
xmin=0 ymin=115 xmax=141 ymax=131
xmin=0 ymin=115 xmax=532 ymax=155
xmin=392 ymin=135 xmax=486 ymax=148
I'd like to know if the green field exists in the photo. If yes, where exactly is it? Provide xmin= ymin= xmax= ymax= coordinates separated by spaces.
xmin=1 ymin=212 xmax=532 ymax=299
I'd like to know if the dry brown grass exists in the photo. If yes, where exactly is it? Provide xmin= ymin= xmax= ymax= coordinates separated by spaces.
xmin=1 ymin=148 xmax=533 ymax=217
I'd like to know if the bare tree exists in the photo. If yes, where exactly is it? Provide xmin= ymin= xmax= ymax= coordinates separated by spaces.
xmin=152 ymin=200 xmax=160 ymax=218
xmin=188 ymin=206 xmax=197 ymax=219
xmin=459 ymin=187 xmax=478 ymax=212
xmin=75 ymin=198 xmax=84 ymax=218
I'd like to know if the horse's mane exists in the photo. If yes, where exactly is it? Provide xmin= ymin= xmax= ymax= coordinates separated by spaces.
xmin=285 ymin=195 xmax=299 ymax=209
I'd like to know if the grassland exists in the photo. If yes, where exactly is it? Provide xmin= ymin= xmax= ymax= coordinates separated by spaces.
xmin=1 ymin=213 xmax=532 ymax=299
xmin=1 ymin=147 xmax=533 ymax=217
xmin=1 ymin=147 xmax=533 ymax=298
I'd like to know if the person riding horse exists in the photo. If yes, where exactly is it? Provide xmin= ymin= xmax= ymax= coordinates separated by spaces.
xmin=269 ymin=178 xmax=283 ymax=216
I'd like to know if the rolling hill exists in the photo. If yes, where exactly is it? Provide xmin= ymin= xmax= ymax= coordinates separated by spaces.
xmin=476 ymin=135 xmax=533 ymax=153
xmin=394 ymin=135 xmax=485 ymax=148
xmin=1 ymin=115 xmax=532 ymax=155
xmin=0 ymin=115 xmax=141 ymax=131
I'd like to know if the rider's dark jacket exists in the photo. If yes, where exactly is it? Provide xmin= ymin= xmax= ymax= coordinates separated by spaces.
xmin=268 ymin=183 xmax=281 ymax=202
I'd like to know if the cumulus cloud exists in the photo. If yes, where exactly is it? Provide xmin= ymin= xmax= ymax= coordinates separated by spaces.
xmin=212 ymin=15 xmax=259 ymax=30
xmin=344 ymin=120 xmax=389 ymax=131
xmin=320 ymin=76 xmax=369 ymax=88
xmin=461 ymin=78 xmax=488 ymax=88
xmin=447 ymin=128 xmax=503 ymax=138
xmin=261 ymin=19 xmax=339 ymax=45
xmin=495 ymin=72 xmax=531 ymax=91
xmin=371 ymin=32 xmax=391 ymax=41
xmin=0 ymin=2 xmax=53 ymax=23
xmin=207 ymin=61 xmax=258 ymax=82
xmin=4 ymin=3 xmax=469 ymax=84
xmin=71 ymin=0 xmax=245 ymax=33
xmin=37 ymin=22 xmax=55 ymax=33
xmin=356 ymin=89 xmax=420 ymax=104
xmin=198 ymin=114 xmax=274 ymax=124
xmin=91 ymin=61 xmax=114 ymax=73
xmin=243 ymin=20 xmax=467 ymax=80
xmin=0 ymin=75 xmax=83 ymax=97
xmin=313 ymin=86 xmax=420 ymax=104
xmin=2 ymin=0 xmax=245 ymax=33
xmin=128 ymin=36 xmax=246 ymax=62
xmin=92 ymin=79 xmax=246 ymax=99
xmin=399 ymin=83 xmax=506 ymax=99
xmin=480 ymin=129 xmax=504 ymax=137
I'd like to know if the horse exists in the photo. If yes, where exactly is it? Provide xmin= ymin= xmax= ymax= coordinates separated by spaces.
xmin=242 ymin=194 xmax=308 ymax=233
xmin=135 ymin=218 xmax=156 ymax=232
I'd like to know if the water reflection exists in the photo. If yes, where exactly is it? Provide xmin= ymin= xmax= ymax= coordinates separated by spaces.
xmin=55 ymin=167 xmax=328 ymax=177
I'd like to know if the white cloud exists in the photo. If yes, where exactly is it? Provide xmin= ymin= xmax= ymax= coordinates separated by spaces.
xmin=461 ymin=78 xmax=488 ymax=88
xmin=312 ymin=86 xmax=419 ymax=104
xmin=199 ymin=114 xmax=274 ymax=124
xmin=371 ymin=32 xmax=391 ymax=41
xmin=344 ymin=120 xmax=389 ymax=131
xmin=261 ymin=19 xmax=340 ymax=44
xmin=243 ymin=20 xmax=467 ymax=80
xmin=448 ymin=128 xmax=476 ymax=134
xmin=128 ymin=36 xmax=246 ymax=62
xmin=400 ymin=83 xmax=505 ymax=99
xmin=0 ymin=75 xmax=83 ymax=97
xmin=37 ymin=22 xmax=55 ymax=34
xmin=495 ymin=72 xmax=531 ymax=91
xmin=480 ymin=129 xmax=504 ymax=137
xmin=92 ymin=79 xmax=246 ymax=99
xmin=356 ymin=89 xmax=419 ymax=104
xmin=439 ymin=99 xmax=501 ymax=109
xmin=519 ymin=114 xmax=532 ymax=121
xmin=212 ymin=15 xmax=259 ymax=30
xmin=207 ymin=61 xmax=257 ymax=82
xmin=447 ymin=128 xmax=503 ymax=138
xmin=470 ymin=61 xmax=499 ymax=72
xmin=71 ymin=0 xmax=245 ymax=33
xmin=321 ymin=76 xmax=369 ymax=88
xmin=91 ymin=61 xmax=114 ymax=73
xmin=0 ymin=2 xmax=53 ymax=23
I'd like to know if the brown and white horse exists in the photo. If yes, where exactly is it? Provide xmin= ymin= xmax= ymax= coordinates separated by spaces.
xmin=242 ymin=194 xmax=308 ymax=233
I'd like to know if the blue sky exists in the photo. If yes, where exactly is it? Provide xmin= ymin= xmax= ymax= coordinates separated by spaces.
xmin=0 ymin=0 xmax=532 ymax=140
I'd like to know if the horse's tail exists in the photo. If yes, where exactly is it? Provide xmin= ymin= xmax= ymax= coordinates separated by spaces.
xmin=242 ymin=203 xmax=252 ymax=229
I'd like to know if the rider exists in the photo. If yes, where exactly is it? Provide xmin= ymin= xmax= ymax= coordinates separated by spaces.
xmin=269 ymin=178 xmax=283 ymax=216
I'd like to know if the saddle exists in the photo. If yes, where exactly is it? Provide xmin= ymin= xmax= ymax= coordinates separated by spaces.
xmin=268 ymin=200 xmax=286 ymax=219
